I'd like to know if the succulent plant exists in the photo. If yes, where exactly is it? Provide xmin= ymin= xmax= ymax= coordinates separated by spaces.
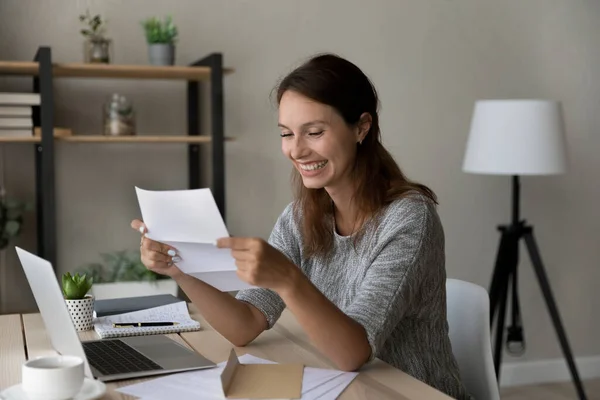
xmin=62 ymin=272 xmax=93 ymax=300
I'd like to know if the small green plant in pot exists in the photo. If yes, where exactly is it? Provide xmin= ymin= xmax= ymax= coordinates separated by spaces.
xmin=141 ymin=15 xmax=178 ymax=65
xmin=79 ymin=10 xmax=111 ymax=64
xmin=62 ymin=272 xmax=95 ymax=331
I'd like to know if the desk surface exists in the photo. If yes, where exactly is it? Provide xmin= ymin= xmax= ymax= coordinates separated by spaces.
xmin=0 ymin=305 xmax=451 ymax=399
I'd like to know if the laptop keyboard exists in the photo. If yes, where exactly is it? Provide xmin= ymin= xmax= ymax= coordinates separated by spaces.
xmin=82 ymin=339 xmax=163 ymax=376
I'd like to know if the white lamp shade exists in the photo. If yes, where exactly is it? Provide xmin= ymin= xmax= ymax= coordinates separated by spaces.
xmin=462 ymin=100 xmax=567 ymax=175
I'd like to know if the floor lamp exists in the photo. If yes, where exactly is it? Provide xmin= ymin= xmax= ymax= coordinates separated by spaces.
xmin=462 ymin=100 xmax=587 ymax=400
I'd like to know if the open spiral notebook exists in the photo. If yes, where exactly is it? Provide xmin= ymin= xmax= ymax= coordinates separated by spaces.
xmin=93 ymin=301 xmax=201 ymax=339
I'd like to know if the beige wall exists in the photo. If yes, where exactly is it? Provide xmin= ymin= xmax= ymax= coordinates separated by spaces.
xmin=0 ymin=0 xmax=597 ymax=365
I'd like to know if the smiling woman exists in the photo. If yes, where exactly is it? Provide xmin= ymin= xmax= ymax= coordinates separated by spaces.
xmin=274 ymin=56 xmax=437 ymax=252
xmin=131 ymin=54 xmax=472 ymax=400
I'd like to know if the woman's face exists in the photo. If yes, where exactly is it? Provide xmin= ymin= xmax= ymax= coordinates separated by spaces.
xmin=278 ymin=91 xmax=367 ymax=191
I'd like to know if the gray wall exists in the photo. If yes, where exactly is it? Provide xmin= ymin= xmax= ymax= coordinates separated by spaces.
xmin=0 ymin=0 xmax=597 ymax=366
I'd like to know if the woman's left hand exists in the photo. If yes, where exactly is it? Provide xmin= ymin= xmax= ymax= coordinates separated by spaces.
xmin=216 ymin=237 xmax=299 ymax=294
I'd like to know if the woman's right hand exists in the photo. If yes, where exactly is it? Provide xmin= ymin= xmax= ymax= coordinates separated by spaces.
xmin=130 ymin=219 xmax=183 ymax=279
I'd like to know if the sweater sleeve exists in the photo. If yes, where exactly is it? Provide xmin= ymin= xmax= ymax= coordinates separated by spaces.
xmin=235 ymin=203 xmax=301 ymax=329
xmin=345 ymin=198 xmax=435 ymax=361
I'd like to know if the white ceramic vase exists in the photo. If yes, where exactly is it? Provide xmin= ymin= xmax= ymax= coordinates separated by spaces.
xmin=65 ymin=296 xmax=94 ymax=331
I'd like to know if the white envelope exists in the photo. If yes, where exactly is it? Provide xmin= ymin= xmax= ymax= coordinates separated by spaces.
xmin=135 ymin=187 xmax=252 ymax=291
xmin=117 ymin=353 xmax=357 ymax=400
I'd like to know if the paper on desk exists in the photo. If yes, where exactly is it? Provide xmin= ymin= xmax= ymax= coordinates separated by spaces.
xmin=135 ymin=187 xmax=252 ymax=291
xmin=117 ymin=353 xmax=357 ymax=400
xmin=306 ymin=373 xmax=358 ymax=400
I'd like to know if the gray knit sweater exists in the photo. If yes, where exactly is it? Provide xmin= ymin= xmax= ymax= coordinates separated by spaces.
xmin=236 ymin=195 xmax=471 ymax=399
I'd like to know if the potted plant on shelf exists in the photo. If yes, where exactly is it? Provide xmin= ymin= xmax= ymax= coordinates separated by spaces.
xmin=62 ymin=272 xmax=94 ymax=331
xmin=79 ymin=10 xmax=111 ymax=64
xmin=141 ymin=15 xmax=178 ymax=66
xmin=77 ymin=250 xmax=178 ymax=300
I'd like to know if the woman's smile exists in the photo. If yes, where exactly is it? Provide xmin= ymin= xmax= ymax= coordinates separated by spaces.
xmin=297 ymin=160 xmax=329 ymax=176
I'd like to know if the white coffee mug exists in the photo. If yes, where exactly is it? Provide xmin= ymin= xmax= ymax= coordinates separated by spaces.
xmin=22 ymin=355 xmax=85 ymax=400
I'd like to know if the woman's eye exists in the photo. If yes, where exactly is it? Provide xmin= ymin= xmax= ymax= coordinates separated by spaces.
xmin=280 ymin=132 xmax=293 ymax=138
xmin=308 ymin=131 xmax=324 ymax=136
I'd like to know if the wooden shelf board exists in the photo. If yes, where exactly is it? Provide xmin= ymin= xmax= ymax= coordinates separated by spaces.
xmin=0 ymin=135 xmax=234 ymax=143
xmin=0 ymin=136 xmax=40 ymax=143
xmin=0 ymin=61 xmax=234 ymax=80
xmin=58 ymin=135 xmax=234 ymax=143
xmin=0 ymin=61 xmax=38 ymax=76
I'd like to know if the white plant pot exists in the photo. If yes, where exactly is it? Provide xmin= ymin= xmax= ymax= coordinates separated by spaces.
xmin=90 ymin=280 xmax=178 ymax=300
xmin=65 ymin=296 xmax=94 ymax=331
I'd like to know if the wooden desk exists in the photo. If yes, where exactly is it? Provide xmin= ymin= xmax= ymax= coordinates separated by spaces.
xmin=0 ymin=307 xmax=451 ymax=399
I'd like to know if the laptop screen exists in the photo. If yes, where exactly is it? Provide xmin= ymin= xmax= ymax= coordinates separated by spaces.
xmin=15 ymin=247 xmax=94 ymax=379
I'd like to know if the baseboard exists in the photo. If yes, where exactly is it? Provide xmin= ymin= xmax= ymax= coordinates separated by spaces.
xmin=500 ymin=355 xmax=600 ymax=387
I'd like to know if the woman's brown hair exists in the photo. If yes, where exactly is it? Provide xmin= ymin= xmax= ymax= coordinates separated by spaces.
xmin=276 ymin=54 xmax=437 ymax=259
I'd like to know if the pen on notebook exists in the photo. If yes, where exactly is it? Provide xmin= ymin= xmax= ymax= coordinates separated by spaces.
xmin=112 ymin=322 xmax=180 ymax=328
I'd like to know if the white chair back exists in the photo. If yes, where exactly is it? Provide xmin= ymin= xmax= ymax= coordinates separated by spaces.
xmin=446 ymin=279 xmax=500 ymax=400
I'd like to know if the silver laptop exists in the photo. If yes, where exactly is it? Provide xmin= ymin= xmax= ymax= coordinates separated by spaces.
xmin=15 ymin=246 xmax=216 ymax=382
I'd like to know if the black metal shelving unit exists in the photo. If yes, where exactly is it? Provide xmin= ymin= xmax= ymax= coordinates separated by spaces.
xmin=0 ymin=46 xmax=228 ymax=273
xmin=33 ymin=47 xmax=57 ymax=268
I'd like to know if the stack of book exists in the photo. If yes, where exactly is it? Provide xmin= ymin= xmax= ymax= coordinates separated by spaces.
xmin=0 ymin=92 xmax=40 ymax=137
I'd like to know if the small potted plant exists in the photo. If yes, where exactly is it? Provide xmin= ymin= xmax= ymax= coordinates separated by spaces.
xmin=141 ymin=15 xmax=178 ymax=66
xmin=62 ymin=272 xmax=94 ymax=331
xmin=79 ymin=10 xmax=111 ymax=63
